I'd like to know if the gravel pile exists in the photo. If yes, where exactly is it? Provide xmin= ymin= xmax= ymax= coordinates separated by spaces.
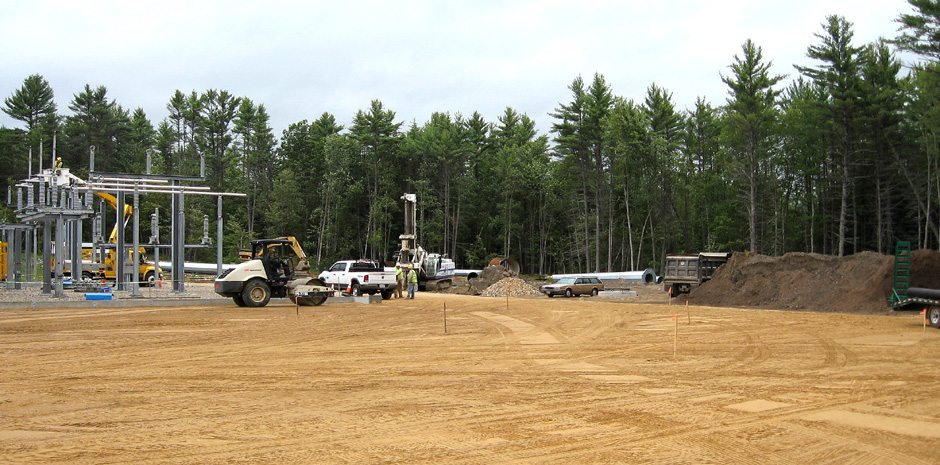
xmin=469 ymin=265 xmax=512 ymax=292
xmin=480 ymin=277 xmax=543 ymax=297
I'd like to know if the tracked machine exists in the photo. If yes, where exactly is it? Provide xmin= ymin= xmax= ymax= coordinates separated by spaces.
xmin=396 ymin=193 xmax=455 ymax=290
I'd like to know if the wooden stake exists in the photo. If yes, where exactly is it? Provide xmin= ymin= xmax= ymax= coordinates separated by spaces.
xmin=924 ymin=308 xmax=928 ymax=334
xmin=444 ymin=302 xmax=448 ymax=334
xmin=686 ymin=300 xmax=690 ymax=325
xmin=674 ymin=313 xmax=678 ymax=359
xmin=296 ymin=298 xmax=299 ymax=317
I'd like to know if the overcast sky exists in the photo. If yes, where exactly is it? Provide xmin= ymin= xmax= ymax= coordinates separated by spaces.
xmin=0 ymin=0 xmax=916 ymax=140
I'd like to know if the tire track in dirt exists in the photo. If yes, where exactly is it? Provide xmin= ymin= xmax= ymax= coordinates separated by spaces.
xmin=728 ymin=327 xmax=772 ymax=367
xmin=3 ymin=294 xmax=939 ymax=464
xmin=783 ymin=421 xmax=934 ymax=465
xmin=807 ymin=331 xmax=858 ymax=369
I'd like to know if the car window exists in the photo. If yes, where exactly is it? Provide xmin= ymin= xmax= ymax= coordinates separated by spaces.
xmin=330 ymin=262 xmax=346 ymax=272
xmin=556 ymin=277 xmax=576 ymax=284
xmin=350 ymin=261 xmax=381 ymax=272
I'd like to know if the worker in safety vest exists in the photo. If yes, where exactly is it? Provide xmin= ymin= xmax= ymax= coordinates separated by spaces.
xmin=407 ymin=266 xmax=418 ymax=299
xmin=394 ymin=264 xmax=404 ymax=298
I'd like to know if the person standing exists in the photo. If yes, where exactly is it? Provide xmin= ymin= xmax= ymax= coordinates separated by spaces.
xmin=394 ymin=264 xmax=404 ymax=299
xmin=407 ymin=266 xmax=418 ymax=299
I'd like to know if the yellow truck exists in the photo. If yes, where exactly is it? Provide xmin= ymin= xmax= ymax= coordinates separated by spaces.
xmin=62 ymin=191 xmax=161 ymax=285
xmin=0 ymin=241 xmax=6 ymax=281
xmin=76 ymin=246 xmax=161 ymax=285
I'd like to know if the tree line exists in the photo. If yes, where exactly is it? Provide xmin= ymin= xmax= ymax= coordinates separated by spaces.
xmin=2 ymin=3 xmax=939 ymax=275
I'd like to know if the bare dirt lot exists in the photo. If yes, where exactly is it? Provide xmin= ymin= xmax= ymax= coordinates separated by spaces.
xmin=2 ymin=293 xmax=939 ymax=464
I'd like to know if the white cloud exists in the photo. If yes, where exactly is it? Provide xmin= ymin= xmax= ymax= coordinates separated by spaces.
xmin=0 ymin=0 xmax=914 ymax=139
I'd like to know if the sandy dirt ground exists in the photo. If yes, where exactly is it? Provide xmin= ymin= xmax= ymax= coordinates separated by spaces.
xmin=1 ymin=292 xmax=939 ymax=464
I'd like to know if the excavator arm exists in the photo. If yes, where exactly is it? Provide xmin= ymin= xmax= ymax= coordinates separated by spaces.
xmin=94 ymin=192 xmax=134 ymax=244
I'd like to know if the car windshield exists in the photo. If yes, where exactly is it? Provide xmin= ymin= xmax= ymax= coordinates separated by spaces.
xmin=555 ymin=277 xmax=576 ymax=284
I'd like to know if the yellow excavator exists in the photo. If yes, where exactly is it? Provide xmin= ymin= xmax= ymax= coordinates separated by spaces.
xmin=0 ymin=241 xmax=6 ymax=281
xmin=69 ymin=192 xmax=161 ymax=285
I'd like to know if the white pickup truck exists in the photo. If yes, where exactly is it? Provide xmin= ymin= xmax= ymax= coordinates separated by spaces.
xmin=318 ymin=260 xmax=398 ymax=299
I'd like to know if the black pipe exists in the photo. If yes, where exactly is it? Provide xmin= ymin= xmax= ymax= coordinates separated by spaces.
xmin=907 ymin=287 xmax=940 ymax=300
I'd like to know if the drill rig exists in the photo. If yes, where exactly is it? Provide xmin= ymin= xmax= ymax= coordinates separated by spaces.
xmin=397 ymin=193 xmax=455 ymax=290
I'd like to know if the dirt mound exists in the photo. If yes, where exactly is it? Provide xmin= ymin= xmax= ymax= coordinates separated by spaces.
xmin=480 ymin=277 xmax=543 ymax=297
xmin=687 ymin=249 xmax=940 ymax=313
xmin=466 ymin=265 xmax=514 ymax=295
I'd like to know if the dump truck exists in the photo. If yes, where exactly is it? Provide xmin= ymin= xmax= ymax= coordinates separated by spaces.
xmin=662 ymin=252 xmax=731 ymax=296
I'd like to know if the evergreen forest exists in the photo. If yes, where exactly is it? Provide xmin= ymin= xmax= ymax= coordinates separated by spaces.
xmin=2 ymin=3 xmax=939 ymax=274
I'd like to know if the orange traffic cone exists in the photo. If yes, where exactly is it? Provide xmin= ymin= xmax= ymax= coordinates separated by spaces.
xmin=346 ymin=284 xmax=352 ymax=295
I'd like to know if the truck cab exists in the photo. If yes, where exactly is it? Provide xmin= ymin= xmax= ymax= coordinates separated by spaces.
xmin=318 ymin=260 xmax=398 ymax=298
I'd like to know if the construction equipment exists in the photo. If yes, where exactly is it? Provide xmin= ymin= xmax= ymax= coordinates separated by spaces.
xmin=0 ymin=241 xmax=6 ymax=281
xmin=396 ymin=193 xmax=455 ymax=290
xmin=60 ymin=191 xmax=161 ymax=285
xmin=662 ymin=252 xmax=731 ymax=296
xmin=891 ymin=287 xmax=940 ymax=328
xmin=237 ymin=236 xmax=309 ymax=271
xmin=214 ymin=238 xmax=330 ymax=307
xmin=92 ymin=191 xmax=160 ymax=285
xmin=889 ymin=241 xmax=912 ymax=306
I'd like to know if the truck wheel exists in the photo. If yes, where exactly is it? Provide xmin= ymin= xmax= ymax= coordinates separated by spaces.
xmin=233 ymin=295 xmax=247 ymax=307
xmin=351 ymin=283 xmax=361 ymax=296
xmin=144 ymin=271 xmax=155 ymax=287
xmin=381 ymin=290 xmax=393 ymax=300
xmin=242 ymin=280 xmax=271 ymax=307
xmin=565 ymin=288 xmax=573 ymax=298
xmin=81 ymin=271 xmax=94 ymax=281
xmin=591 ymin=288 xmax=598 ymax=297
xmin=547 ymin=293 xmax=554 ymax=298
xmin=929 ymin=306 xmax=940 ymax=328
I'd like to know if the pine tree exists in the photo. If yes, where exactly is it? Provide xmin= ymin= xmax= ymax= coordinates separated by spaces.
xmin=797 ymin=15 xmax=864 ymax=256
xmin=893 ymin=0 xmax=940 ymax=62
xmin=2 ymin=74 xmax=58 ymax=146
xmin=722 ymin=39 xmax=784 ymax=253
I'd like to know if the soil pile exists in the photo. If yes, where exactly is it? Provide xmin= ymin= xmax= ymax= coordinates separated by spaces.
xmin=467 ymin=265 xmax=514 ymax=295
xmin=480 ymin=277 xmax=543 ymax=297
xmin=687 ymin=249 xmax=940 ymax=313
